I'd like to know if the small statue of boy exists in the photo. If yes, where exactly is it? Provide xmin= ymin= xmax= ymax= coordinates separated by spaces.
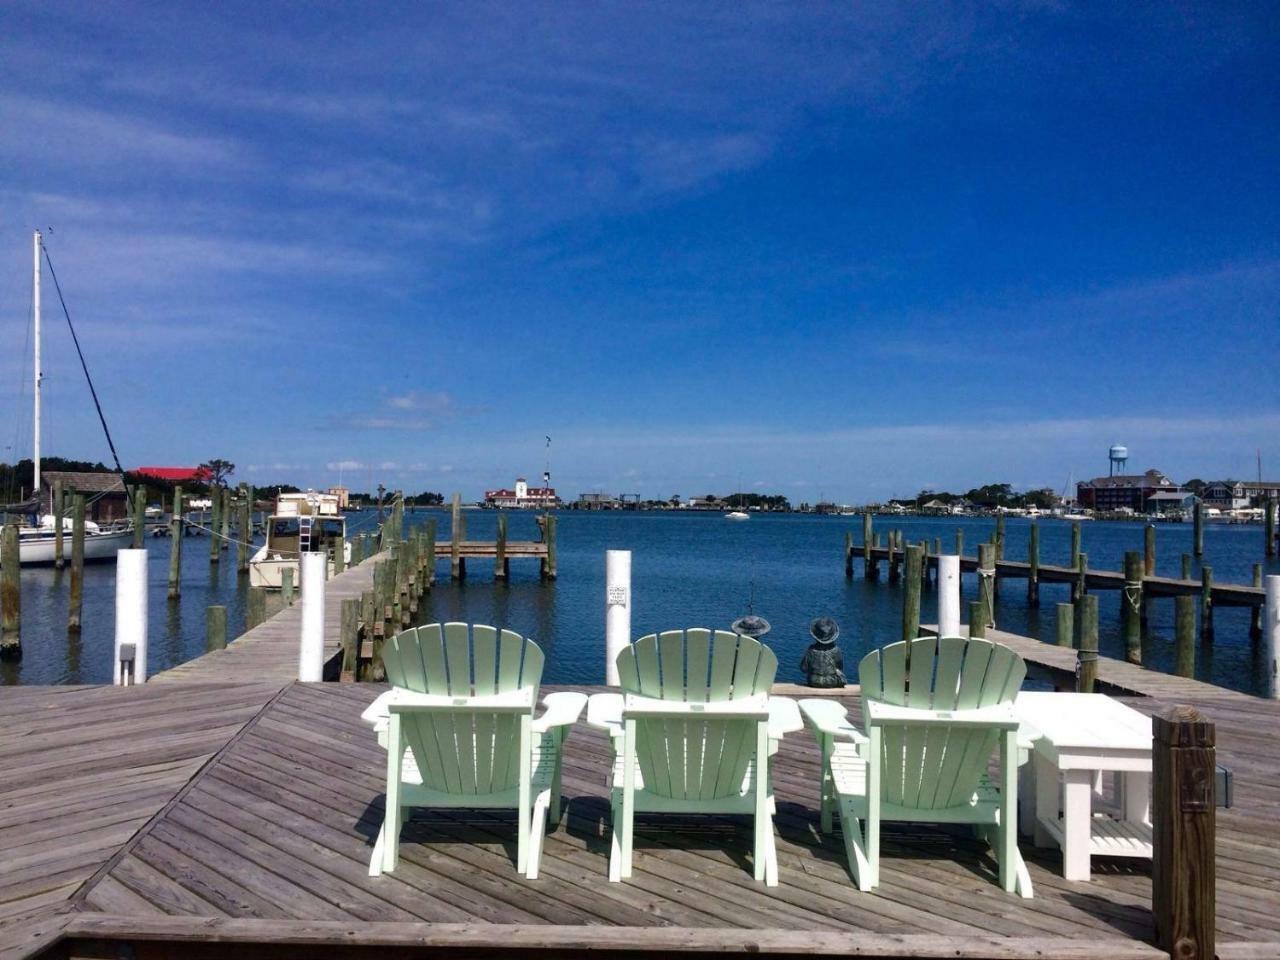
xmin=799 ymin=617 xmax=845 ymax=688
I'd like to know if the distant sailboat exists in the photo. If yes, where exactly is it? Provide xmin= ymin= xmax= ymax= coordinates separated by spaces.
xmin=0 ymin=232 xmax=135 ymax=564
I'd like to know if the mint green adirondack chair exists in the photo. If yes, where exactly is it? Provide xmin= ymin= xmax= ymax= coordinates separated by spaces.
xmin=800 ymin=636 xmax=1032 ymax=897
xmin=372 ymin=623 xmax=583 ymax=880
xmin=610 ymin=629 xmax=780 ymax=885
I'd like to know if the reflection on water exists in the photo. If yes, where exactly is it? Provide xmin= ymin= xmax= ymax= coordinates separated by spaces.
xmin=4 ymin=509 xmax=1278 ymax=694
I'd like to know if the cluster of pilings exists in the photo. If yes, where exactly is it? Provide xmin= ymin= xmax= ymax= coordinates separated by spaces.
xmin=848 ymin=510 xmax=1278 ymax=685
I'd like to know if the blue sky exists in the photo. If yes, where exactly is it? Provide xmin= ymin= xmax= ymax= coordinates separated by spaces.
xmin=1 ymin=2 xmax=1277 ymax=502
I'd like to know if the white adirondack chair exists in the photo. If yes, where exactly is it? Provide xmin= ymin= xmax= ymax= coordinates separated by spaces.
xmin=609 ymin=629 xmax=780 ymax=885
xmin=371 ymin=622 xmax=583 ymax=880
xmin=799 ymin=635 xmax=1033 ymax=897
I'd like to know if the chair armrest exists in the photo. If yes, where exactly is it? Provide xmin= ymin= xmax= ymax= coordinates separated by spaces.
xmin=361 ymin=690 xmax=397 ymax=732
xmin=533 ymin=691 xmax=588 ymax=733
xmin=799 ymin=698 xmax=868 ymax=745
xmin=865 ymin=699 xmax=1019 ymax=730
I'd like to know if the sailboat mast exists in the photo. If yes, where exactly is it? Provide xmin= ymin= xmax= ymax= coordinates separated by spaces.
xmin=32 ymin=230 xmax=41 ymax=499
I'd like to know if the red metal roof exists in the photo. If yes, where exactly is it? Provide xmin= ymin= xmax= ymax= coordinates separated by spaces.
xmin=135 ymin=466 xmax=211 ymax=482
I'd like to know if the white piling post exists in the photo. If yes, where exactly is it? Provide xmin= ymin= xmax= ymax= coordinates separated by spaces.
xmin=299 ymin=552 xmax=326 ymax=681
xmin=1265 ymin=575 xmax=1280 ymax=700
xmin=938 ymin=553 xmax=961 ymax=637
xmin=113 ymin=548 xmax=148 ymax=685
xmin=605 ymin=549 xmax=631 ymax=685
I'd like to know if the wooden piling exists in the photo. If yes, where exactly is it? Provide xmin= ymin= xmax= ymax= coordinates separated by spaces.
xmin=54 ymin=479 xmax=66 ymax=567
xmin=1201 ymin=565 xmax=1214 ymax=641
xmin=0 ymin=524 xmax=19 ymax=658
xmin=543 ymin=514 xmax=557 ymax=580
xmin=220 ymin=488 xmax=232 ymax=551
xmin=1152 ymin=706 xmax=1215 ymax=960
xmin=246 ymin=586 xmax=266 ymax=631
xmin=236 ymin=495 xmax=248 ymax=574
xmin=1144 ymin=523 xmax=1156 ymax=577
xmin=1182 ymin=553 xmax=1192 ymax=581
xmin=1073 ymin=552 xmax=1088 ymax=603
xmin=1076 ymin=594 xmax=1098 ymax=693
xmin=994 ymin=515 xmax=1005 ymax=561
xmin=862 ymin=512 xmax=872 ymax=570
xmin=497 ymin=513 xmax=509 ymax=580
xmin=167 ymin=485 xmax=183 ymax=600
xmin=977 ymin=543 xmax=995 ymax=630
xmin=282 ymin=567 xmax=295 ymax=606
xmin=209 ymin=489 xmax=221 ymax=563
xmin=1027 ymin=522 xmax=1040 ymax=607
xmin=902 ymin=545 xmax=923 ymax=643
xmin=843 ymin=530 xmax=853 ymax=579
xmin=955 ymin=529 xmax=964 ymax=560
xmin=968 ymin=600 xmax=985 ymax=639
xmin=450 ymin=494 xmax=463 ymax=580
xmin=333 ymin=530 xmax=346 ymax=575
xmin=1123 ymin=550 xmax=1143 ymax=665
xmin=340 ymin=597 xmax=360 ymax=682
xmin=1267 ymin=499 xmax=1277 ymax=559
xmin=1175 ymin=595 xmax=1195 ymax=678
xmin=887 ymin=534 xmax=899 ymax=584
xmin=1193 ymin=503 xmax=1204 ymax=558
xmin=206 ymin=605 xmax=227 ymax=652
xmin=359 ymin=589 xmax=377 ymax=681
xmin=68 ymin=495 xmax=85 ymax=632
xmin=1252 ymin=564 xmax=1264 ymax=640
xmin=425 ymin=519 xmax=436 ymax=586
xmin=1070 ymin=522 xmax=1081 ymax=569
xmin=1055 ymin=601 xmax=1073 ymax=648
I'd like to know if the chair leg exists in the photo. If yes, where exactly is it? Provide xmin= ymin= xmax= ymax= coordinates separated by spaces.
xmin=526 ymin=791 xmax=552 ymax=880
xmin=551 ymin=742 xmax=564 ymax=824
xmin=839 ymin=803 xmax=874 ymax=891
xmin=518 ymin=794 xmax=531 ymax=875
xmin=368 ymin=819 xmax=386 ymax=878
xmin=608 ymin=791 xmax=624 ymax=882
xmin=380 ymin=802 xmax=400 ymax=874
xmin=620 ymin=784 xmax=635 ymax=879
xmin=761 ymin=811 xmax=779 ymax=887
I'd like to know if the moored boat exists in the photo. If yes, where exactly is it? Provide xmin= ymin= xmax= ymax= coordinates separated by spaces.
xmin=249 ymin=492 xmax=350 ymax=588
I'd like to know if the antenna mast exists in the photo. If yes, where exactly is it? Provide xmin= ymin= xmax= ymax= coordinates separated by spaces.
xmin=32 ymin=231 xmax=42 ymax=498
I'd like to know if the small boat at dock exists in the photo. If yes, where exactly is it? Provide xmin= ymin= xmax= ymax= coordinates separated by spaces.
xmin=725 ymin=510 xmax=750 ymax=521
xmin=249 ymin=491 xmax=351 ymax=589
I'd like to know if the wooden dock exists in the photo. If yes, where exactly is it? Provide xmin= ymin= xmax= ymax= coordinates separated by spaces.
xmin=3 ymin=515 xmax=1279 ymax=958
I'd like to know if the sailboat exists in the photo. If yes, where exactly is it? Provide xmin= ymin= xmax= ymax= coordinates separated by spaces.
xmin=1 ymin=232 xmax=135 ymax=564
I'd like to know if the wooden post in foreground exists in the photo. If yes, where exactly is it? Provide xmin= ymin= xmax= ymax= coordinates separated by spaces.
xmin=1075 ymin=594 xmax=1098 ymax=693
xmin=543 ymin=514 xmax=557 ymax=580
xmin=68 ymin=495 xmax=85 ymax=632
xmin=1152 ymin=706 xmax=1215 ymax=960
xmin=902 ymin=545 xmax=923 ymax=643
xmin=976 ymin=543 xmax=995 ymax=630
xmin=1056 ymin=602 xmax=1073 ymax=648
xmin=246 ymin=586 xmax=266 ymax=631
xmin=1181 ymin=553 xmax=1192 ymax=581
xmin=1070 ymin=521 xmax=1081 ymax=569
xmin=1144 ymin=524 xmax=1157 ymax=577
xmin=1 ymin=524 xmax=19 ymax=658
xmin=954 ymin=528 xmax=964 ymax=560
xmin=1251 ymin=564 xmax=1264 ymax=640
xmin=132 ymin=486 xmax=146 ymax=550
xmin=1074 ymin=552 xmax=1088 ymax=604
xmin=1193 ymin=504 xmax=1204 ymax=558
xmin=54 ymin=479 xmax=65 ymax=566
xmin=450 ymin=493 xmax=463 ymax=580
xmin=967 ymin=600 xmax=985 ymax=639
xmin=1266 ymin=499 xmax=1276 ymax=559
xmin=886 ymin=533 xmax=899 ymax=584
xmin=167 ymin=485 xmax=183 ymax=600
xmin=1175 ymin=595 xmax=1195 ymax=678
xmin=340 ymin=596 xmax=360 ymax=682
xmin=1123 ymin=551 xmax=1143 ymax=665
xmin=862 ymin=512 xmax=872 ymax=572
xmin=206 ymin=605 xmax=227 ymax=652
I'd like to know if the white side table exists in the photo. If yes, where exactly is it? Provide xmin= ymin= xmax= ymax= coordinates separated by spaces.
xmin=1014 ymin=692 xmax=1153 ymax=881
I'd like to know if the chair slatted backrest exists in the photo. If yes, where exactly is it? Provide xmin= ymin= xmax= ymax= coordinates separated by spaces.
xmin=858 ymin=636 xmax=1025 ymax=810
xmin=384 ymin=623 xmax=544 ymax=796
xmin=615 ymin=629 xmax=777 ymax=702
xmin=617 ymin=630 xmax=776 ymax=802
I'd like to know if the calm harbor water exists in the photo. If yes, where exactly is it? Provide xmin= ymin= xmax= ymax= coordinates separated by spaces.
xmin=3 ymin=509 xmax=1277 ymax=693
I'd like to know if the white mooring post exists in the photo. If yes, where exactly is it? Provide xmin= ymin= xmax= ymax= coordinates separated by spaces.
xmin=113 ymin=548 xmax=148 ymax=685
xmin=605 ymin=549 xmax=631 ymax=685
xmin=299 ymin=552 xmax=326 ymax=681
xmin=1265 ymin=575 xmax=1280 ymax=700
xmin=938 ymin=553 xmax=961 ymax=637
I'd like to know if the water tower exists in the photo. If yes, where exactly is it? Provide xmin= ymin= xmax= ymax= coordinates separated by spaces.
xmin=1109 ymin=444 xmax=1129 ymax=477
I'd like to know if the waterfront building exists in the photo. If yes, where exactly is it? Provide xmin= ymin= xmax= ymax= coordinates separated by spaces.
xmin=39 ymin=470 xmax=130 ymax=523
xmin=484 ymin=476 xmax=559 ymax=509
xmin=327 ymin=485 xmax=350 ymax=509
xmin=1144 ymin=490 xmax=1197 ymax=516
xmin=134 ymin=465 xmax=212 ymax=484
xmin=1076 ymin=469 xmax=1183 ymax=512
xmin=576 ymin=492 xmax=621 ymax=510
xmin=1201 ymin=480 xmax=1280 ymax=509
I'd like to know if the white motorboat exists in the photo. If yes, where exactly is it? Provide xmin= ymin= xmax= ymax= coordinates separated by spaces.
xmin=725 ymin=511 xmax=750 ymax=521
xmin=250 ymin=491 xmax=351 ymax=588
xmin=1 ymin=232 xmax=136 ymax=564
